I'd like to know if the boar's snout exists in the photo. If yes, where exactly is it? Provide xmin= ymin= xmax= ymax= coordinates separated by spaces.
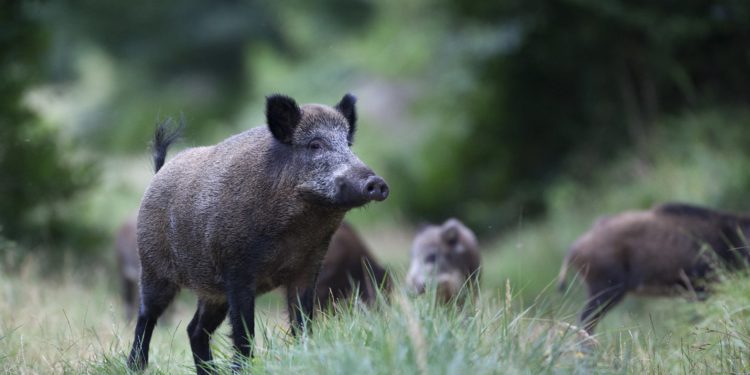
xmin=364 ymin=175 xmax=389 ymax=202
xmin=335 ymin=171 xmax=389 ymax=207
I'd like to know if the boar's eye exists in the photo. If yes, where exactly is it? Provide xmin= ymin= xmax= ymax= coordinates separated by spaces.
xmin=308 ymin=139 xmax=323 ymax=151
xmin=425 ymin=253 xmax=436 ymax=263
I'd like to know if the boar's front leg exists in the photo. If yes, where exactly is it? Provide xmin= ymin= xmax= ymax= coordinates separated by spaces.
xmin=580 ymin=277 xmax=627 ymax=334
xmin=286 ymin=266 xmax=322 ymax=337
xmin=225 ymin=267 xmax=257 ymax=368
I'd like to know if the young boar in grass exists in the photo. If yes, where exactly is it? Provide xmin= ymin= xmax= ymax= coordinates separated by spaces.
xmin=315 ymin=221 xmax=391 ymax=309
xmin=115 ymin=214 xmax=139 ymax=320
xmin=558 ymin=202 xmax=750 ymax=333
xmin=406 ymin=218 xmax=480 ymax=303
xmin=127 ymin=94 xmax=389 ymax=375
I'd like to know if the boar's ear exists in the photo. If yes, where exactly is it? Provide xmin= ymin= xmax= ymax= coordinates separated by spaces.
xmin=266 ymin=94 xmax=302 ymax=144
xmin=443 ymin=218 xmax=478 ymax=251
xmin=335 ymin=93 xmax=357 ymax=143
xmin=441 ymin=226 xmax=460 ymax=247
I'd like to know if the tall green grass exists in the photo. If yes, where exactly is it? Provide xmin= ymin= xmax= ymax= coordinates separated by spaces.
xmin=2 ymin=254 xmax=750 ymax=374
xmin=3 ymin=111 xmax=750 ymax=373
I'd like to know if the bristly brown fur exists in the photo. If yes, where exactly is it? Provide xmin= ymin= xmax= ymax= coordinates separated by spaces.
xmin=315 ymin=222 xmax=391 ymax=309
xmin=128 ymin=94 xmax=388 ymax=375
xmin=560 ymin=202 xmax=750 ymax=333
xmin=406 ymin=218 xmax=481 ymax=303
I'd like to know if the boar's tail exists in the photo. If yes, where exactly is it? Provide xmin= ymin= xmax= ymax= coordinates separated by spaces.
xmin=557 ymin=252 xmax=571 ymax=293
xmin=152 ymin=117 xmax=184 ymax=173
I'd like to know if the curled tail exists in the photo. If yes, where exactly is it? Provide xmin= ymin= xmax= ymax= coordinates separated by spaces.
xmin=152 ymin=117 xmax=184 ymax=173
xmin=557 ymin=252 xmax=571 ymax=293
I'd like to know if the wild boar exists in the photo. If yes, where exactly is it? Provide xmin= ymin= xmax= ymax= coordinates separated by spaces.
xmin=127 ymin=94 xmax=389 ymax=374
xmin=315 ymin=221 xmax=391 ymax=309
xmin=115 ymin=215 xmax=139 ymax=320
xmin=558 ymin=202 xmax=750 ymax=333
xmin=406 ymin=218 xmax=481 ymax=303
xmin=116 ymin=214 xmax=175 ymax=322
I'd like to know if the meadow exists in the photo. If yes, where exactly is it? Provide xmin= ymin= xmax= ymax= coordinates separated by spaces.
xmin=5 ymin=2 xmax=750 ymax=372
xmin=2 ymin=243 xmax=749 ymax=374
xmin=2 ymin=111 xmax=750 ymax=374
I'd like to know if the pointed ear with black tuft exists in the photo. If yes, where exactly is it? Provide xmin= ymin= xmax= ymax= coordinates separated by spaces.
xmin=335 ymin=93 xmax=357 ymax=143
xmin=266 ymin=94 xmax=302 ymax=144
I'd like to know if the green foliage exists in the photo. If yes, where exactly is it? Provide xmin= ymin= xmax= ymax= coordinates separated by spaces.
xmin=37 ymin=0 xmax=375 ymax=153
xmin=0 ymin=2 xmax=97 ymax=247
xmin=402 ymin=0 xmax=750 ymax=231
xmin=45 ymin=1 xmax=290 ymax=90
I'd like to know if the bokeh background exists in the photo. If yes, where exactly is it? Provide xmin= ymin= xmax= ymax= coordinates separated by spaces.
xmin=3 ymin=0 xmax=750 ymax=369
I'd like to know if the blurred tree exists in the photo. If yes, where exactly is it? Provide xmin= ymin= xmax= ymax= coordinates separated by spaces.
xmin=51 ymin=1 xmax=288 ymax=97
xmin=0 ymin=2 xmax=96 ymax=245
xmin=41 ymin=0 xmax=374 ymax=152
xmin=403 ymin=0 xmax=750 ymax=232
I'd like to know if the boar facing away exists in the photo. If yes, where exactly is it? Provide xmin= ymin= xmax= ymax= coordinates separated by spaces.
xmin=315 ymin=221 xmax=391 ymax=309
xmin=558 ymin=203 xmax=750 ymax=333
xmin=406 ymin=218 xmax=481 ymax=303
xmin=127 ymin=94 xmax=389 ymax=374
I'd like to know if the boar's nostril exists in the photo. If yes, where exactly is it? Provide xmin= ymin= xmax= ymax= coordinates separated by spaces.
xmin=380 ymin=184 xmax=389 ymax=198
xmin=364 ymin=176 xmax=389 ymax=201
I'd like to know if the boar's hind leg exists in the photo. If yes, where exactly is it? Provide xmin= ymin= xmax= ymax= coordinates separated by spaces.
xmin=580 ymin=279 xmax=627 ymax=334
xmin=187 ymin=299 xmax=229 ymax=375
xmin=127 ymin=277 xmax=179 ymax=371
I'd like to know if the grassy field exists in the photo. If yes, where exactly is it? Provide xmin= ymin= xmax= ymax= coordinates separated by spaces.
xmin=1 ymin=250 xmax=750 ymax=374
xmin=3 ymin=112 xmax=750 ymax=374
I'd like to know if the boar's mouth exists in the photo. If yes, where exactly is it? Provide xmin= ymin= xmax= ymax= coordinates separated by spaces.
xmin=297 ymin=191 xmax=380 ymax=210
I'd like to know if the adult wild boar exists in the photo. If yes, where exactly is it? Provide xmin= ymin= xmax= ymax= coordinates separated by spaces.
xmin=127 ymin=94 xmax=389 ymax=374
xmin=406 ymin=218 xmax=480 ymax=303
xmin=315 ymin=221 xmax=391 ymax=309
xmin=558 ymin=202 xmax=750 ymax=333
xmin=115 ymin=214 xmax=139 ymax=320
